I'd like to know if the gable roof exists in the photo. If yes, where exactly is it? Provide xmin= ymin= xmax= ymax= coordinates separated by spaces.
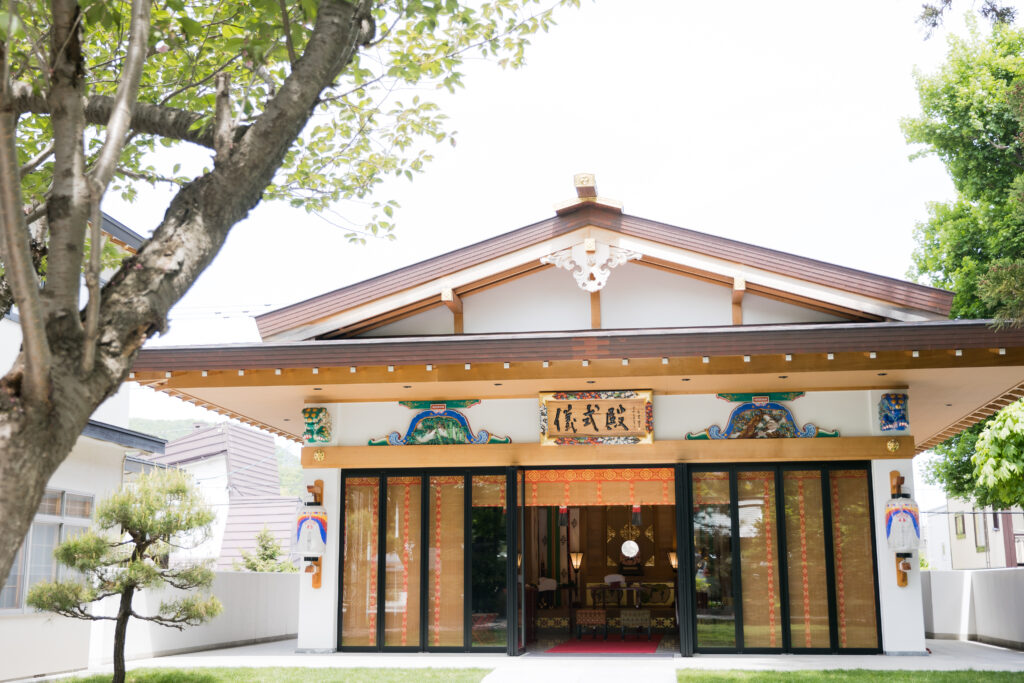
xmin=255 ymin=203 xmax=953 ymax=341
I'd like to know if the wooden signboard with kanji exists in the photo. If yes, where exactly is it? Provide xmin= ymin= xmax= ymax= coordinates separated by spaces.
xmin=539 ymin=390 xmax=654 ymax=445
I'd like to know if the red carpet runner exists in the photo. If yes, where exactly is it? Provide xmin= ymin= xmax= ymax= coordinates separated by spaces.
xmin=546 ymin=634 xmax=662 ymax=654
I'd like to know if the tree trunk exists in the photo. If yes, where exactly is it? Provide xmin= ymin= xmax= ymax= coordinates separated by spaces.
xmin=113 ymin=585 xmax=135 ymax=683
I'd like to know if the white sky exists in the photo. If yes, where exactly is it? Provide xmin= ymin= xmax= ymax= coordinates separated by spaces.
xmin=113 ymin=1 xmax=1002 ymax=507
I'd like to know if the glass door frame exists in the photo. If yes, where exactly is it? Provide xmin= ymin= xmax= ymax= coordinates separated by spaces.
xmin=684 ymin=461 xmax=883 ymax=656
xmin=337 ymin=467 xmax=511 ymax=654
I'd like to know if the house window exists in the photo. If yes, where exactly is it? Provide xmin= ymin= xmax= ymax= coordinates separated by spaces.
xmin=974 ymin=512 xmax=987 ymax=552
xmin=954 ymin=514 xmax=966 ymax=539
xmin=993 ymin=512 xmax=1000 ymax=531
xmin=0 ymin=489 xmax=93 ymax=611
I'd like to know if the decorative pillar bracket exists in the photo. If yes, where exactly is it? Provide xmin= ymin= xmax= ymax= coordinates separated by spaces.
xmin=540 ymin=240 xmax=641 ymax=292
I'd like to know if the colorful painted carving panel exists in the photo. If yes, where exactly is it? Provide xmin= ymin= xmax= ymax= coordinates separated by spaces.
xmin=879 ymin=393 xmax=909 ymax=431
xmin=539 ymin=390 xmax=654 ymax=445
xmin=686 ymin=393 xmax=838 ymax=440
xmin=368 ymin=400 xmax=511 ymax=446
xmin=302 ymin=407 xmax=332 ymax=444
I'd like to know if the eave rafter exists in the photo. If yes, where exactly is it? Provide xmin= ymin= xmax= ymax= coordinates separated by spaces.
xmin=132 ymin=346 xmax=1024 ymax=390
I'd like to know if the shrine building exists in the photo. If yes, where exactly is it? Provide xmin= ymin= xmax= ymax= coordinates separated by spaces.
xmin=131 ymin=175 xmax=1024 ymax=656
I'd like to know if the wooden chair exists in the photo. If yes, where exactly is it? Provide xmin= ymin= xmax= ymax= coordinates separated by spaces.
xmin=619 ymin=608 xmax=652 ymax=640
xmin=575 ymin=608 xmax=607 ymax=639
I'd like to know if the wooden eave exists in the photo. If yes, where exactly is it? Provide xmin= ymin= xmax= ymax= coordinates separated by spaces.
xmin=254 ymin=204 xmax=953 ymax=340
xmin=137 ymin=320 xmax=1019 ymax=373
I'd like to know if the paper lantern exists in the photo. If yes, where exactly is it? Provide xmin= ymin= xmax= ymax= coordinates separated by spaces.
xmin=296 ymin=505 xmax=328 ymax=558
xmin=884 ymin=497 xmax=920 ymax=553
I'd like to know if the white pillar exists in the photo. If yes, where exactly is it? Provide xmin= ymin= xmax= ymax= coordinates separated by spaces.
xmin=296 ymin=468 xmax=341 ymax=652
xmin=871 ymin=458 xmax=928 ymax=655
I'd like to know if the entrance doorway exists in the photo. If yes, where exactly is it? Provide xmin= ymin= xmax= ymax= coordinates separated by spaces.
xmin=517 ymin=467 xmax=678 ymax=654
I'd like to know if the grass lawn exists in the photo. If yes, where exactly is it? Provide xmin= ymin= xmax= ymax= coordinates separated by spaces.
xmin=77 ymin=668 xmax=491 ymax=682
xmin=678 ymin=672 xmax=1024 ymax=682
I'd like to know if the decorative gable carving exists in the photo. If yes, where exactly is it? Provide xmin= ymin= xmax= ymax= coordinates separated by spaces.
xmin=540 ymin=239 xmax=641 ymax=292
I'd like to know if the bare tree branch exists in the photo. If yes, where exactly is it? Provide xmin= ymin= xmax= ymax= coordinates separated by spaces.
xmin=213 ymin=73 xmax=232 ymax=166
xmin=19 ymin=141 xmax=54 ymax=178
xmin=43 ymin=0 xmax=90 ymax=331
xmin=11 ymin=80 xmax=237 ymax=150
xmin=0 ymin=41 xmax=51 ymax=404
xmin=279 ymin=0 xmax=297 ymax=65
xmin=82 ymin=0 xmax=152 ymax=373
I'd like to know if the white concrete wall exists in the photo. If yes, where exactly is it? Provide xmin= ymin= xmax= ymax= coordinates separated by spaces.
xmin=87 ymin=571 xmax=299 ymax=665
xmin=922 ymin=568 xmax=1024 ymax=650
xmin=871 ymin=459 xmax=927 ymax=655
xmin=296 ymin=468 xmax=340 ymax=651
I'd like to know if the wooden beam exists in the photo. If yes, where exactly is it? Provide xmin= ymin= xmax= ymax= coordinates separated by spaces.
xmin=441 ymin=287 xmax=462 ymax=314
xmin=732 ymin=277 xmax=745 ymax=325
xmin=590 ymin=291 xmax=602 ymax=329
xmin=301 ymin=436 xmax=914 ymax=469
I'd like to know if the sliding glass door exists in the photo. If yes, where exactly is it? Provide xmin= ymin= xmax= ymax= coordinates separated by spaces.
xmin=339 ymin=470 xmax=509 ymax=653
xmin=687 ymin=463 xmax=880 ymax=654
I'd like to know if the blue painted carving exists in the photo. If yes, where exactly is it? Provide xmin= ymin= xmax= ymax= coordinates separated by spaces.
xmin=879 ymin=393 xmax=909 ymax=431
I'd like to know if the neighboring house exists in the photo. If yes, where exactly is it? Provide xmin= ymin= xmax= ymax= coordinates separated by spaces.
xmin=147 ymin=423 xmax=300 ymax=570
xmin=130 ymin=176 xmax=1024 ymax=657
xmin=0 ymin=214 xmax=169 ymax=683
xmin=945 ymin=498 xmax=1024 ymax=569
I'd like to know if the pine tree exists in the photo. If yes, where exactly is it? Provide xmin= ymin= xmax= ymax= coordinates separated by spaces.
xmin=234 ymin=527 xmax=297 ymax=573
xmin=27 ymin=469 xmax=222 ymax=683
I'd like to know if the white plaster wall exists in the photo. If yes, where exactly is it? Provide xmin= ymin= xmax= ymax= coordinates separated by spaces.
xmin=0 ymin=440 xmax=124 ymax=682
xmin=319 ymin=391 xmax=891 ymax=449
xmin=361 ymin=304 xmax=453 ymax=337
xmin=296 ymin=468 xmax=340 ymax=651
xmin=462 ymin=267 xmax=590 ymax=333
xmin=89 ymin=383 xmax=132 ymax=429
xmin=600 ymin=262 xmax=731 ymax=329
xmin=742 ymin=293 xmax=845 ymax=325
xmin=87 ymin=571 xmax=298 ymax=665
xmin=322 ymin=399 xmax=539 ymax=446
xmin=0 ymin=318 xmax=23 ymax=369
xmin=170 ymin=455 xmax=229 ymax=566
xmin=871 ymin=458 xmax=927 ymax=655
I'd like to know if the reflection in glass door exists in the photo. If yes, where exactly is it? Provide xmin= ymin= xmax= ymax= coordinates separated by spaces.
xmin=691 ymin=471 xmax=735 ymax=648
xmin=689 ymin=465 xmax=880 ymax=654
xmin=471 ymin=475 xmax=508 ymax=648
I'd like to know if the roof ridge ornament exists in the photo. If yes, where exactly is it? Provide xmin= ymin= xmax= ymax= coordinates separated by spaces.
xmin=540 ymin=239 xmax=641 ymax=292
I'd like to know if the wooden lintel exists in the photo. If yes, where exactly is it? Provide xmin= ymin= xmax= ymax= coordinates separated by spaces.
xmin=301 ymin=436 xmax=914 ymax=469
xmin=732 ymin=277 xmax=745 ymax=325
xmin=590 ymin=291 xmax=602 ymax=330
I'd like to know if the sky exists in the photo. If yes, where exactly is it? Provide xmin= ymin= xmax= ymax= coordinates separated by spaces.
xmin=113 ymin=1 xmax=1002 ymax=507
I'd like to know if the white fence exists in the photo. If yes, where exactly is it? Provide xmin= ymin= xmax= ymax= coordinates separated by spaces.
xmin=87 ymin=571 xmax=300 ymax=665
xmin=922 ymin=568 xmax=1024 ymax=650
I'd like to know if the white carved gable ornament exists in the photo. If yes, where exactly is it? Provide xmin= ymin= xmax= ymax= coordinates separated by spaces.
xmin=540 ymin=239 xmax=641 ymax=292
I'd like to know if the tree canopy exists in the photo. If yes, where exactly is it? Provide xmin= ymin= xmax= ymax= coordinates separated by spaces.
xmin=902 ymin=20 xmax=1024 ymax=324
xmin=234 ymin=526 xmax=297 ymax=572
xmin=0 ymin=0 xmax=577 ymax=595
xmin=905 ymin=20 xmax=1024 ymax=507
xmin=27 ymin=469 xmax=221 ymax=683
